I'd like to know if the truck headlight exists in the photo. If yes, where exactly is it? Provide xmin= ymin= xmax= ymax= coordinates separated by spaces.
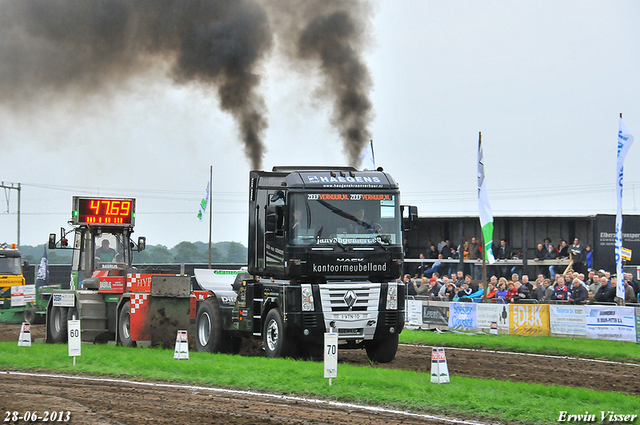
xmin=301 ymin=284 xmax=314 ymax=312
xmin=386 ymin=282 xmax=397 ymax=310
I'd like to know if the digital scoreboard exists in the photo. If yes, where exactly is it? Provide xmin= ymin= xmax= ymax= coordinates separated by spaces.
xmin=71 ymin=197 xmax=135 ymax=226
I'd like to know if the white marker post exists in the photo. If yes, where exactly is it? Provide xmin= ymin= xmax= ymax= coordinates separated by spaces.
xmin=18 ymin=322 xmax=31 ymax=347
xmin=68 ymin=318 xmax=81 ymax=366
xmin=430 ymin=347 xmax=450 ymax=384
xmin=173 ymin=330 xmax=189 ymax=360
xmin=324 ymin=331 xmax=338 ymax=385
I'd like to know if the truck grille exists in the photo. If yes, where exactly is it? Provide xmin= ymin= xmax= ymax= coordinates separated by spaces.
xmin=318 ymin=283 xmax=381 ymax=340
xmin=318 ymin=283 xmax=381 ymax=313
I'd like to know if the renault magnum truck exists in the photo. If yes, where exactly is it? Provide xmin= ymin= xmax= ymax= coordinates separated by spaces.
xmin=193 ymin=167 xmax=405 ymax=362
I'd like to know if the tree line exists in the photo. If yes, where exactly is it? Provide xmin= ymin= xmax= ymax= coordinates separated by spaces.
xmin=19 ymin=241 xmax=247 ymax=265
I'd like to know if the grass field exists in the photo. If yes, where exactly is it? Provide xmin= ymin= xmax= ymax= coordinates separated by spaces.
xmin=1 ymin=339 xmax=638 ymax=424
xmin=399 ymin=329 xmax=640 ymax=362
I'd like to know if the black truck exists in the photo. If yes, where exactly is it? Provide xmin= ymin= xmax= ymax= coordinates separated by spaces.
xmin=194 ymin=166 xmax=406 ymax=362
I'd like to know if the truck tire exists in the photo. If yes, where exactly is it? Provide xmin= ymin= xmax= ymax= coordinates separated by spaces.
xmin=119 ymin=301 xmax=135 ymax=347
xmin=24 ymin=308 xmax=42 ymax=324
xmin=49 ymin=306 xmax=68 ymax=343
xmin=263 ymin=309 xmax=294 ymax=358
xmin=196 ymin=298 xmax=224 ymax=353
xmin=365 ymin=333 xmax=399 ymax=363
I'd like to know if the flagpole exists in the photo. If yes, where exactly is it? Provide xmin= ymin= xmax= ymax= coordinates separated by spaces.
xmin=479 ymin=133 xmax=487 ymax=301
xmin=208 ymin=165 xmax=213 ymax=269
xmin=617 ymin=114 xmax=623 ymax=305
xmin=370 ymin=140 xmax=376 ymax=170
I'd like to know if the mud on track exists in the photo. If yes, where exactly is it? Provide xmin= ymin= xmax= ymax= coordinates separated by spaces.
xmin=339 ymin=343 xmax=640 ymax=396
xmin=0 ymin=372 xmax=472 ymax=425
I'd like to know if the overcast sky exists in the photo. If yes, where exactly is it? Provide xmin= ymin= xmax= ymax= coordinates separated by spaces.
xmin=2 ymin=0 xmax=640 ymax=249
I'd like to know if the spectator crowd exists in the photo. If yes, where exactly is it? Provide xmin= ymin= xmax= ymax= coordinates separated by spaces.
xmin=402 ymin=236 xmax=637 ymax=305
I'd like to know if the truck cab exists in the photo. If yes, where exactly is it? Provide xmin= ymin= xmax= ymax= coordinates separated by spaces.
xmin=249 ymin=167 xmax=404 ymax=281
xmin=0 ymin=246 xmax=26 ymax=321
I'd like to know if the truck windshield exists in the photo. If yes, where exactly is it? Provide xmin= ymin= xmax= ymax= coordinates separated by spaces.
xmin=289 ymin=192 xmax=401 ymax=245
xmin=0 ymin=256 xmax=21 ymax=275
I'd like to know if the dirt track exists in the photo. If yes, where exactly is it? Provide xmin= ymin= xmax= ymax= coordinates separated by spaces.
xmin=2 ymin=324 xmax=639 ymax=424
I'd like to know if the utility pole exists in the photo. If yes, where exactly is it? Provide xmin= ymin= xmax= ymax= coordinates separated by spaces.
xmin=1 ymin=182 xmax=21 ymax=248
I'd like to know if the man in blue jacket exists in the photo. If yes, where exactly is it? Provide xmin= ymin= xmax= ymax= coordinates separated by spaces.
xmin=568 ymin=278 xmax=588 ymax=304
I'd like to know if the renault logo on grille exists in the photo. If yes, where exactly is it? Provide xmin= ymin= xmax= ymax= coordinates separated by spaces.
xmin=344 ymin=290 xmax=357 ymax=308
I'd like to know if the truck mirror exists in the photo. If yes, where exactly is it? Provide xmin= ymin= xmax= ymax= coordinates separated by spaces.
xmin=409 ymin=206 xmax=418 ymax=223
xmin=137 ymin=236 xmax=146 ymax=252
xmin=48 ymin=233 xmax=57 ymax=249
xmin=401 ymin=205 xmax=419 ymax=232
xmin=265 ymin=205 xmax=284 ymax=238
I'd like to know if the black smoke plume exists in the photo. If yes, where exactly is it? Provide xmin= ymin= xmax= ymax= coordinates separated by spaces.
xmin=0 ymin=0 xmax=272 ymax=169
xmin=265 ymin=1 xmax=374 ymax=167
xmin=0 ymin=0 xmax=375 ymax=169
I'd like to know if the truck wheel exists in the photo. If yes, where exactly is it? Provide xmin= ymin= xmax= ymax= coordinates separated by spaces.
xmin=119 ymin=301 xmax=135 ymax=347
xmin=263 ymin=309 xmax=294 ymax=358
xmin=365 ymin=333 xmax=399 ymax=363
xmin=196 ymin=298 xmax=224 ymax=353
xmin=49 ymin=306 xmax=68 ymax=343
xmin=24 ymin=308 xmax=40 ymax=324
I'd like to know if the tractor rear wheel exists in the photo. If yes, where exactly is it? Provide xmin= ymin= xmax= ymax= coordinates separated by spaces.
xmin=119 ymin=301 xmax=135 ymax=347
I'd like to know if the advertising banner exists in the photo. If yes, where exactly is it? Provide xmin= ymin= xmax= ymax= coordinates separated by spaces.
xmin=422 ymin=303 xmax=449 ymax=326
xmin=477 ymin=304 xmax=510 ymax=333
xmin=585 ymin=306 xmax=636 ymax=342
xmin=406 ymin=300 xmax=422 ymax=326
xmin=22 ymin=285 xmax=36 ymax=304
xmin=448 ymin=302 xmax=477 ymax=330
xmin=636 ymin=308 xmax=640 ymax=343
xmin=10 ymin=285 xmax=24 ymax=307
xmin=549 ymin=305 xmax=587 ymax=336
xmin=509 ymin=304 xmax=550 ymax=336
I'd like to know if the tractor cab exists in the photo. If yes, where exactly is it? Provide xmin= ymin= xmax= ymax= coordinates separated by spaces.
xmin=48 ymin=197 xmax=146 ymax=290
xmin=69 ymin=226 xmax=140 ymax=290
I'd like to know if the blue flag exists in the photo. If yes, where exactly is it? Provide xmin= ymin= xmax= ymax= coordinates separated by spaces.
xmin=615 ymin=117 xmax=634 ymax=299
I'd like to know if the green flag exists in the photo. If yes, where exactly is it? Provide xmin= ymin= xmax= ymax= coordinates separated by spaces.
xmin=478 ymin=135 xmax=495 ymax=264
xmin=197 ymin=179 xmax=210 ymax=221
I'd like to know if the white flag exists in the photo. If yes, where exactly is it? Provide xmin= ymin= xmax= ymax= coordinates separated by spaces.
xmin=35 ymin=247 xmax=49 ymax=288
xmin=615 ymin=117 xmax=634 ymax=299
xmin=360 ymin=140 xmax=376 ymax=170
xmin=478 ymin=135 xmax=495 ymax=264
xmin=197 ymin=179 xmax=210 ymax=221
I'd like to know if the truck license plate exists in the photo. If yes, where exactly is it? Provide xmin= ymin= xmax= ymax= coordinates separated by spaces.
xmin=336 ymin=313 xmax=362 ymax=320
